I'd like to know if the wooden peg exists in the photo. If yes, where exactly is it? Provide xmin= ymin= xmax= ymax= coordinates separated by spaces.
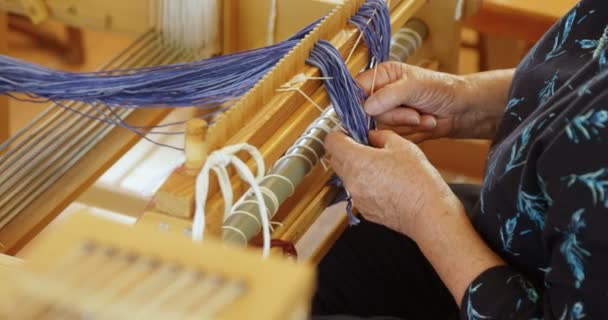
xmin=185 ymin=119 xmax=208 ymax=173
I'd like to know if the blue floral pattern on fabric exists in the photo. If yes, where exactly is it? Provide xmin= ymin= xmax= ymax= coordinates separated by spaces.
xmin=462 ymin=1 xmax=608 ymax=319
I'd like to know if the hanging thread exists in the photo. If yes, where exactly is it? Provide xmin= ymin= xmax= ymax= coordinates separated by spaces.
xmin=0 ymin=21 xmax=317 ymax=109
xmin=305 ymin=0 xmax=392 ymax=224
xmin=192 ymin=143 xmax=272 ymax=257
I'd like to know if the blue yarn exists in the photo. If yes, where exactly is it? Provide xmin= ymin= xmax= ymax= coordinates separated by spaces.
xmin=349 ymin=0 xmax=391 ymax=64
xmin=307 ymin=40 xmax=372 ymax=145
xmin=0 ymin=0 xmax=392 ymax=156
xmin=0 ymin=0 xmax=390 ymax=111
xmin=307 ymin=0 xmax=392 ymax=225
xmin=0 ymin=20 xmax=318 ymax=109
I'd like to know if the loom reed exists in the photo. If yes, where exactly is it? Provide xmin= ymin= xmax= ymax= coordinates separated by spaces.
xmin=0 ymin=32 xmax=198 ymax=230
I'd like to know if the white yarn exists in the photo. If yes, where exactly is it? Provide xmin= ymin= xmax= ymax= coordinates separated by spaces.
xmin=262 ymin=174 xmax=295 ymax=196
xmin=277 ymin=73 xmax=334 ymax=113
xmin=267 ymin=0 xmax=278 ymax=45
xmin=192 ymin=143 xmax=272 ymax=257
xmin=158 ymin=0 xmax=220 ymax=54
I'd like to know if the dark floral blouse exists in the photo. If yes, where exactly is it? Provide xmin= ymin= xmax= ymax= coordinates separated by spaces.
xmin=463 ymin=1 xmax=608 ymax=319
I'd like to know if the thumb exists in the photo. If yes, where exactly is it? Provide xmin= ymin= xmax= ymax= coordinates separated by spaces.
xmin=364 ymin=79 xmax=417 ymax=116
xmin=324 ymin=131 xmax=370 ymax=175
xmin=355 ymin=61 xmax=405 ymax=95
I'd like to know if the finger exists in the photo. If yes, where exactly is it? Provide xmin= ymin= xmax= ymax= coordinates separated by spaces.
xmin=375 ymin=107 xmax=421 ymax=126
xmin=368 ymin=130 xmax=409 ymax=150
xmin=377 ymin=123 xmax=423 ymax=136
xmin=405 ymin=132 xmax=435 ymax=144
xmin=363 ymin=80 xmax=410 ymax=116
xmin=419 ymin=114 xmax=438 ymax=130
xmin=355 ymin=61 xmax=405 ymax=95
xmin=324 ymin=131 xmax=369 ymax=175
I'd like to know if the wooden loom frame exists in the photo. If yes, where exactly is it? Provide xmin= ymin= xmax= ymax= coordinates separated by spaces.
xmin=0 ymin=0 xmax=344 ymax=254
xmin=141 ymin=0 xmax=473 ymax=263
xmin=0 ymin=0 xmax=479 ymax=259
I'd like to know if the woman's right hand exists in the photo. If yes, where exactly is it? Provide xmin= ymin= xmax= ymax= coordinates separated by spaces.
xmin=356 ymin=62 xmax=514 ymax=142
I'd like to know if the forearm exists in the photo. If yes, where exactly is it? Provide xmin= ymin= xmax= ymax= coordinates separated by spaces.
xmin=410 ymin=198 xmax=505 ymax=305
xmin=453 ymin=69 xmax=515 ymax=139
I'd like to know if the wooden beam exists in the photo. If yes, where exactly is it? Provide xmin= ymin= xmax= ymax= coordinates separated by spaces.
xmin=0 ymin=0 xmax=151 ymax=35
xmin=464 ymin=0 xmax=576 ymax=43
xmin=414 ymin=0 xmax=462 ymax=74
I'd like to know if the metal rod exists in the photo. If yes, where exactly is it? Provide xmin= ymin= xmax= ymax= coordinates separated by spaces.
xmin=222 ymin=19 xmax=428 ymax=245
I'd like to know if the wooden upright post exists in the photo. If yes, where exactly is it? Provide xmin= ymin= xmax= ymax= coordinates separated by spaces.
xmin=414 ymin=0 xmax=463 ymax=74
xmin=0 ymin=12 xmax=9 ymax=143
xmin=185 ymin=119 xmax=208 ymax=173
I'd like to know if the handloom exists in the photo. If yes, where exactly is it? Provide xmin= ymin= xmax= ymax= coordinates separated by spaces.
xmin=0 ymin=0 xmax=469 ymax=263
xmin=0 ymin=0 xmax=475 ymax=317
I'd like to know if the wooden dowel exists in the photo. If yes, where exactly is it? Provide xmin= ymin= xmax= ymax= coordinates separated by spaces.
xmin=184 ymin=119 xmax=208 ymax=173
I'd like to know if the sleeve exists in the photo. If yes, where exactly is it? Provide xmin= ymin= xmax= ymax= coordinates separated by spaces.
xmin=461 ymin=78 xmax=608 ymax=319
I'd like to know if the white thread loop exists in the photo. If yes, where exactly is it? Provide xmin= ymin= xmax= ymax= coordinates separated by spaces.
xmin=192 ymin=143 xmax=272 ymax=258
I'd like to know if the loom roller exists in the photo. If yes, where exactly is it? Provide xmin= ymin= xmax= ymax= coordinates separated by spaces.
xmin=222 ymin=19 xmax=428 ymax=246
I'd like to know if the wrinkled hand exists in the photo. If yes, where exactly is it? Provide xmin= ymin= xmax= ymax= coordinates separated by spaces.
xmin=357 ymin=62 xmax=499 ymax=142
xmin=325 ymin=130 xmax=461 ymax=238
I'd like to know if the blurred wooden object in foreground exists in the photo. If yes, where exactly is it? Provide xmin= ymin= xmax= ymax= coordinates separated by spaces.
xmin=0 ymin=212 xmax=315 ymax=320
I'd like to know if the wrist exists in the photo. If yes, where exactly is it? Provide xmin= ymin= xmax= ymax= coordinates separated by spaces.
xmin=409 ymin=192 xmax=463 ymax=241
xmin=451 ymin=69 xmax=515 ymax=139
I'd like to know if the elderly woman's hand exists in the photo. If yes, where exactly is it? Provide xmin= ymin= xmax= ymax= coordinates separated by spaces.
xmin=324 ymin=129 xmax=461 ymax=238
xmin=357 ymin=62 xmax=514 ymax=142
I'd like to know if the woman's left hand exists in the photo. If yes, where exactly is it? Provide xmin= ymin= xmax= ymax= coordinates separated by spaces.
xmin=324 ymin=130 xmax=460 ymax=238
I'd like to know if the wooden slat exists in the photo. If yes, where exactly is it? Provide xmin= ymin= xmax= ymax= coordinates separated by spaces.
xmin=0 ymin=108 xmax=170 ymax=254
xmin=0 ymin=252 xmax=20 ymax=270
xmin=9 ymin=212 xmax=315 ymax=320
xmin=464 ymin=0 xmax=577 ymax=42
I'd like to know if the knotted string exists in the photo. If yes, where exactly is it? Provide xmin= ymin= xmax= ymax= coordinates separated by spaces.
xmin=192 ymin=143 xmax=272 ymax=257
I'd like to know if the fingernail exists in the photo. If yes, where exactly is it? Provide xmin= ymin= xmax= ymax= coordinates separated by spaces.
xmin=427 ymin=117 xmax=437 ymax=128
xmin=409 ymin=115 xmax=421 ymax=126
xmin=364 ymin=98 xmax=378 ymax=115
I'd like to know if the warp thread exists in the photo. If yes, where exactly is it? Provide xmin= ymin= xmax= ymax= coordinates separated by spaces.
xmin=0 ymin=0 xmax=391 ymax=151
xmin=0 ymin=20 xmax=317 ymax=109
xmin=305 ymin=0 xmax=391 ymax=225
